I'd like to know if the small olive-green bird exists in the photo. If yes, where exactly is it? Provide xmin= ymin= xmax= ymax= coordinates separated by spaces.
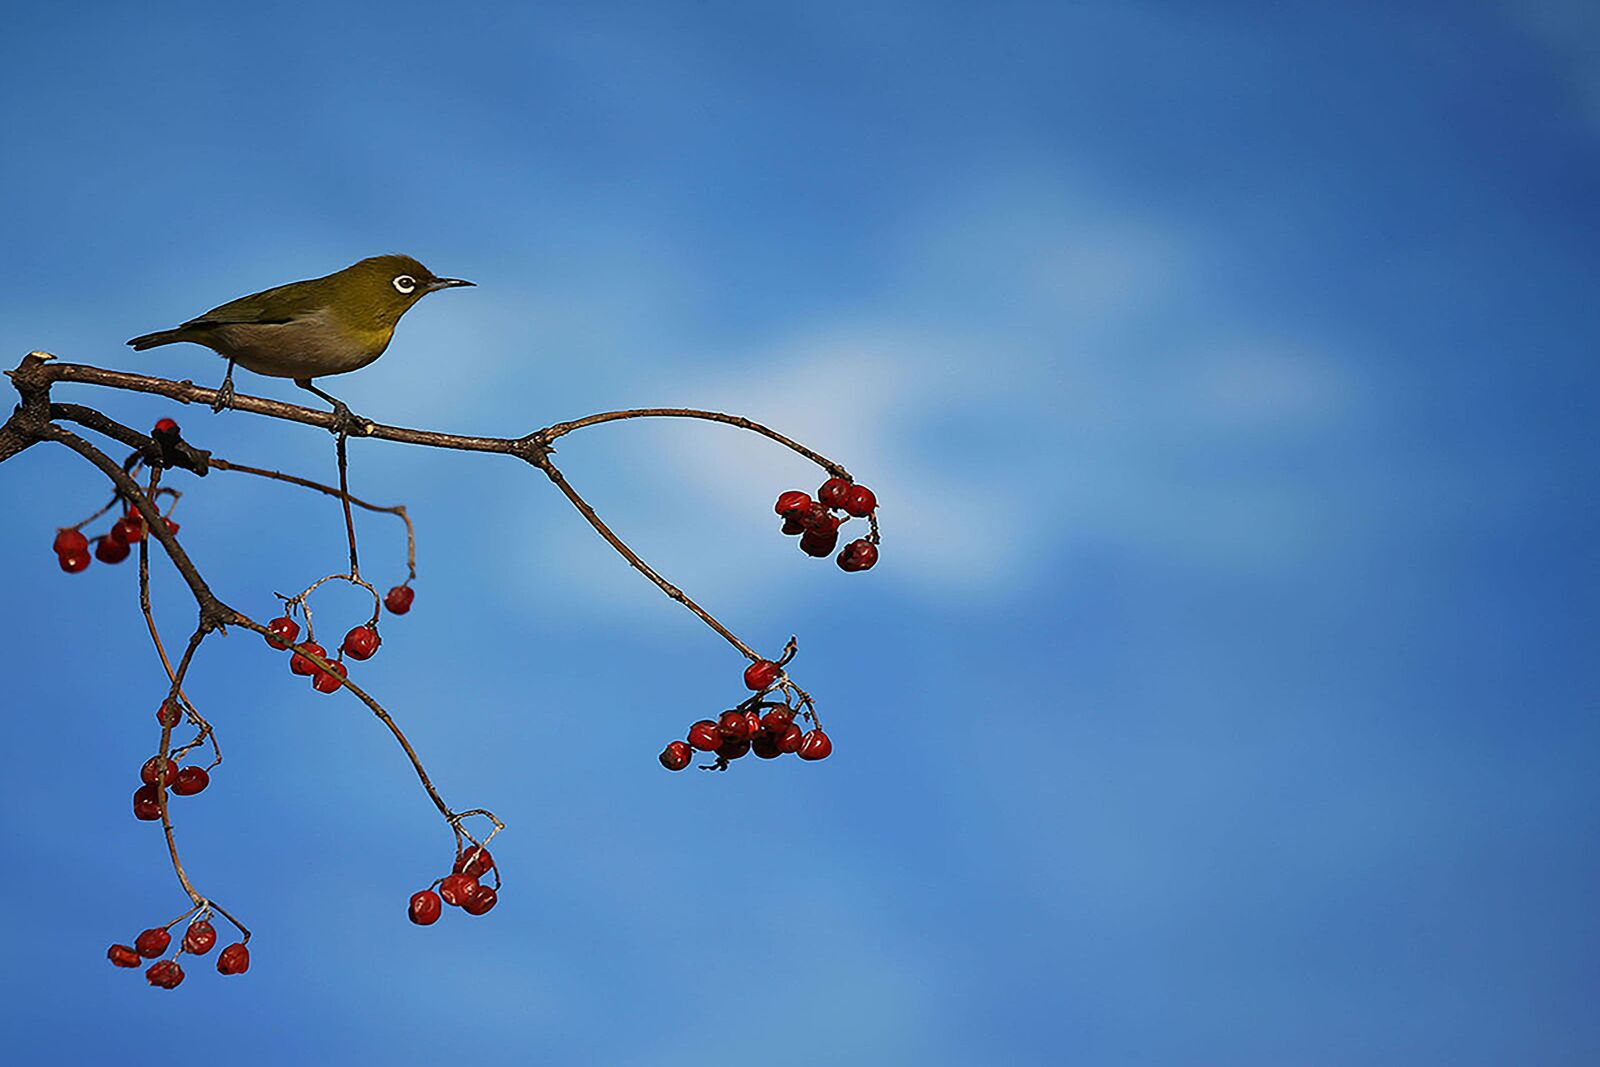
xmin=128 ymin=254 xmax=473 ymax=414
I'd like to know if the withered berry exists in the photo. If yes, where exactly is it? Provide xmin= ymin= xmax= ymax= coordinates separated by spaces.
xmin=384 ymin=585 xmax=415 ymax=615
xmin=659 ymin=741 xmax=692 ymax=770
xmin=133 ymin=785 xmax=162 ymax=821
xmin=289 ymin=642 xmax=326 ymax=676
xmin=216 ymin=943 xmax=250 ymax=975
xmin=95 ymin=536 xmax=131 ymax=564
xmin=173 ymin=766 xmax=210 ymax=796
xmin=140 ymin=755 xmax=179 ymax=788
xmin=134 ymin=927 xmax=171 ymax=958
xmin=409 ymin=890 xmax=442 ymax=926
xmin=311 ymin=661 xmax=348 ymax=694
xmin=837 ymin=539 xmax=879 ymax=572
xmin=183 ymin=920 xmax=217 ymax=955
xmin=453 ymin=847 xmax=495 ymax=879
xmin=817 ymin=478 xmax=853 ymax=509
xmin=438 ymin=873 xmax=478 ymax=908
xmin=463 ymin=885 xmax=498 ymax=916
xmin=146 ymin=960 xmax=184 ymax=989
xmin=342 ymin=624 xmax=381 ymax=660
xmin=53 ymin=529 xmax=89 ymax=555
xmin=844 ymin=485 xmax=877 ymax=517
xmin=774 ymin=490 xmax=811 ymax=516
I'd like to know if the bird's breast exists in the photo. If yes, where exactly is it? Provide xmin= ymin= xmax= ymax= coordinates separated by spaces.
xmin=212 ymin=310 xmax=392 ymax=379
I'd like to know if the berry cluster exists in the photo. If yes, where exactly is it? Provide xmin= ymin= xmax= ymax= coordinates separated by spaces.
xmin=264 ymin=610 xmax=396 ymax=695
xmin=407 ymin=845 xmax=500 ymax=926
xmin=658 ymin=657 xmax=832 ymax=771
xmin=132 ymin=745 xmax=211 ymax=822
xmin=774 ymin=477 xmax=879 ymax=571
xmin=52 ymin=419 xmax=184 ymax=574
xmin=106 ymin=912 xmax=248 ymax=990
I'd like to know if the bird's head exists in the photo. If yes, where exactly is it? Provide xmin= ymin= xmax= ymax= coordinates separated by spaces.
xmin=333 ymin=254 xmax=474 ymax=327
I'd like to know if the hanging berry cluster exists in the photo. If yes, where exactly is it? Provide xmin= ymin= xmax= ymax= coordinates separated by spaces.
xmin=132 ymin=718 xmax=212 ymax=822
xmin=52 ymin=427 xmax=182 ymax=572
xmin=107 ymin=906 xmax=250 ymax=989
xmin=257 ymin=579 xmax=414 ymax=693
xmin=774 ymin=476 xmax=879 ymax=571
xmin=658 ymin=649 xmax=833 ymax=771
xmin=407 ymin=844 xmax=500 ymax=926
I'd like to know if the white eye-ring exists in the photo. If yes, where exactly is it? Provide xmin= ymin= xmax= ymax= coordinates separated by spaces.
xmin=392 ymin=275 xmax=417 ymax=294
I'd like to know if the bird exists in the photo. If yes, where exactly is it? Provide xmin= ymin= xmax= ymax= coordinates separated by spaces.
xmin=127 ymin=254 xmax=473 ymax=422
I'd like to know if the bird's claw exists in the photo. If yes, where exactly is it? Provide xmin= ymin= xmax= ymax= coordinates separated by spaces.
xmin=211 ymin=379 xmax=237 ymax=414
xmin=328 ymin=401 xmax=373 ymax=438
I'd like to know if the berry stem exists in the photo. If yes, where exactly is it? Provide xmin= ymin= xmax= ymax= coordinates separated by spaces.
xmin=209 ymin=457 xmax=417 ymax=581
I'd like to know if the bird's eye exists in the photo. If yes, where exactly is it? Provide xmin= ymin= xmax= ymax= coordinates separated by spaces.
xmin=392 ymin=275 xmax=417 ymax=294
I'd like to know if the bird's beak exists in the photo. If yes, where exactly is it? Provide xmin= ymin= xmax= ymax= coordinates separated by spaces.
xmin=426 ymin=277 xmax=475 ymax=291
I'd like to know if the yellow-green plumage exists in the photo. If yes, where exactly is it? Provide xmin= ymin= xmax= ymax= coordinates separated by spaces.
xmin=128 ymin=254 xmax=472 ymax=383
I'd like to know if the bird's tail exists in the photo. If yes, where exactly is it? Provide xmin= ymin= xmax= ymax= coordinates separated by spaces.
xmin=126 ymin=328 xmax=188 ymax=351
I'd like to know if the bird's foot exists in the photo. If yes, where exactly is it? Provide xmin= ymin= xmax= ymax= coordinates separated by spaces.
xmin=327 ymin=400 xmax=374 ymax=438
xmin=211 ymin=379 xmax=237 ymax=414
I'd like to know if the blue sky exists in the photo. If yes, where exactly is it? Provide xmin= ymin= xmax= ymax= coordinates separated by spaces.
xmin=0 ymin=2 xmax=1595 ymax=1063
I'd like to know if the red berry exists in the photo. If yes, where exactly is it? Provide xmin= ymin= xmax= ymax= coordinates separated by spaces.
xmin=146 ymin=960 xmax=184 ymax=989
xmin=140 ymin=755 xmax=179 ymax=787
xmin=216 ymin=943 xmax=250 ymax=975
xmin=58 ymin=550 xmax=91 ymax=573
xmin=409 ymin=889 xmax=442 ymax=926
xmin=659 ymin=740 xmax=693 ymax=770
xmin=799 ymin=501 xmax=833 ymax=531
xmin=265 ymin=616 xmax=300 ymax=650
xmin=718 ymin=709 xmax=754 ymax=740
xmin=342 ymin=624 xmax=381 ymax=660
xmin=799 ymin=526 xmax=839 ymax=557
xmin=744 ymin=660 xmax=781 ymax=691
xmin=114 ymin=515 xmax=146 ymax=544
xmin=817 ymin=478 xmax=853 ymax=509
xmin=716 ymin=738 xmax=750 ymax=760
xmin=384 ymin=585 xmax=415 ymax=615
xmin=751 ymin=733 xmax=783 ymax=759
xmin=774 ymin=490 xmax=811 ymax=516
xmin=687 ymin=719 xmax=722 ymax=751
xmin=844 ymin=485 xmax=877 ymax=517
xmin=156 ymin=700 xmax=182 ymax=728
xmin=797 ymin=729 xmax=833 ymax=761
xmin=183 ymin=920 xmax=217 ymax=955
xmin=453 ymin=847 xmax=495 ymax=879
xmin=439 ymin=873 xmax=479 ymax=908
xmin=163 ymin=517 xmax=181 ymax=535
xmin=95 ymin=535 xmax=130 ymax=564
xmin=134 ymin=927 xmax=171 ymax=958
xmin=133 ymin=785 xmax=162 ymax=821
xmin=53 ymin=529 xmax=89 ymax=555
xmin=173 ymin=766 xmax=210 ymax=796
xmin=780 ymin=514 xmax=807 ymax=536
xmin=153 ymin=418 xmax=180 ymax=436
xmin=289 ymin=641 xmax=326 ymax=676
xmin=463 ymin=885 xmax=498 ymax=916
xmin=742 ymin=709 xmax=763 ymax=738
xmin=311 ymin=660 xmax=348 ymax=694
xmin=776 ymin=723 xmax=804 ymax=753
xmin=837 ymin=539 xmax=879 ymax=572
xmin=108 ymin=944 xmax=140 ymax=968
xmin=760 ymin=706 xmax=794 ymax=733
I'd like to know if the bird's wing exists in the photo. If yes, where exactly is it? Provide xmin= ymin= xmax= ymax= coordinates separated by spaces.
xmin=180 ymin=281 xmax=310 ymax=328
